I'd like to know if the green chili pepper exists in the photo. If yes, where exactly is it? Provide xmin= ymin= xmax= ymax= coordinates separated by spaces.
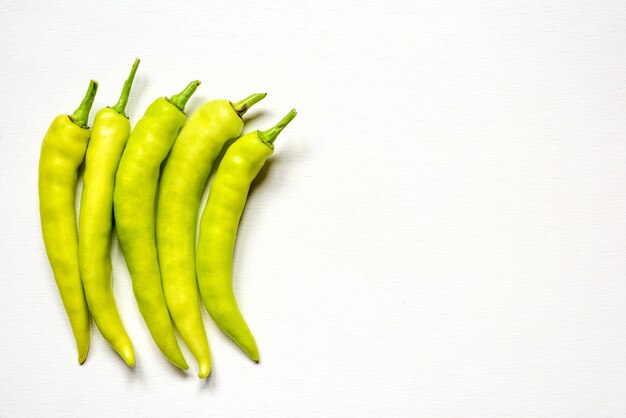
xmin=113 ymin=80 xmax=200 ymax=371
xmin=39 ymin=79 xmax=98 ymax=364
xmin=156 ymin=92 xmax=266 ymax=378
xmin=78 ymin=59 xmax=140 ymax=368
xmin=196 ymin=109 xmax=297 ymax=362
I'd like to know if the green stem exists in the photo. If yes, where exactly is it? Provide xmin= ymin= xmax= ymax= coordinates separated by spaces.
xmin=70 ymin=80 xmax=98 ymax=128
xmin=168 ymin=80 xmax=201 ymax=112
xmin=232 ymin=93 xmax=267 ymax=117
xmin=111 ymin=58 xmax=140 ymax=116
xmin=258 ymin=109 xmax=298 ymax=146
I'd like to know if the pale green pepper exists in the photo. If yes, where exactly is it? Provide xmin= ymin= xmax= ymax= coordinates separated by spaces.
xmin=196 ymin=109 xmax=297 ymax=362
xmin=114 ymin=80 xmax=200 ymax=371
xmin=79 ymin=59 xmax=140 ymax=368
xmin=39 ymin=80 xmax=98 ymax=364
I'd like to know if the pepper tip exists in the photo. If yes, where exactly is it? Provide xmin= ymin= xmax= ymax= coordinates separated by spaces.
xmin=198 ymin=363 xmax=212 ymax=379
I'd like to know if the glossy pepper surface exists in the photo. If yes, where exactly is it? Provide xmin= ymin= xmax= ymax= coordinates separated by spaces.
xmin=39 ymin=80 xmax=98 ymax=364
xmin=79 ymin=59 xmax=140 ymax=367
xmin=196 ymin=109 xmax=297 ymax=362
xmin=113 ymin=80 xmax=200 ymax=370
xmin=156 ymin=93 xmax=266 ymax=378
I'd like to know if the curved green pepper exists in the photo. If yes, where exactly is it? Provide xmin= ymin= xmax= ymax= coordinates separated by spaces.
xmin=196 ymin=109 xmax=297 ymax=362
xmin=79 ymin=59 xmax=140 ymax=368
xmin=39 ymin=80 xmax=98 ymax=364
xmin=157 ymin=93 xmax=266 ymax=378
xmin=114 ymin=80 xmax=200 ymax=370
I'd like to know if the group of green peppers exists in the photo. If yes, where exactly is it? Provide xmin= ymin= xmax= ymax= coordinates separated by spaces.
xmin=38 ymin=59 xmax=297 ymax=378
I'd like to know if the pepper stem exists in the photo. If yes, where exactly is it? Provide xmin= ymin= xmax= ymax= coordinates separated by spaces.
xmin=111 ymin=58 xmax=140 ymax=116
xmin=258 ymin=109 xmax=297 ymax=146
xmin=232 ymin=93 xmax=267 ymax=117
xmin=70 ymin=80 xmax=98 ymax=128
xmin=168 ymin=80 xmax=201 ymax=112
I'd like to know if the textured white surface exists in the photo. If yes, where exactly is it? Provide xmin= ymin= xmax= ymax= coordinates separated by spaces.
xmin=1 ymin=0 xmax=626 ymax=416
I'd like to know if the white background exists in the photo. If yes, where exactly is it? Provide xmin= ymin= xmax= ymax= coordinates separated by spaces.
xmin=1 ymin=0 xmax=626 ymax=416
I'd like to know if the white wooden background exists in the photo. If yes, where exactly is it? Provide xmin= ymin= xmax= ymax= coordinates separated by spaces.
xmin=1 ymin=0 xmax=626 ymax=416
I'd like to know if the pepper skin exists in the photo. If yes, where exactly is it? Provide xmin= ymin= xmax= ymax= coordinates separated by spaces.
xmin=39 ymin=80 xmax=98 ymax=364
xmin=113 ymin=80 xmax=200 ymax=371
xmin=79 ymin=59 xmax=139 ymax=368
xmin=196 ymin=109 xmax=297 ymax=362
xmin=156 ymin=93 xmax=266 ymax=378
